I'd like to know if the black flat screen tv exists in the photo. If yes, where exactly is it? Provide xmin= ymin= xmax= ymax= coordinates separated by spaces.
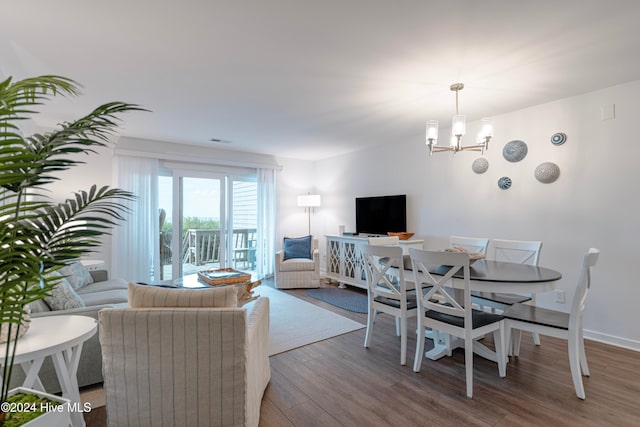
xmin=355 ymin=194 xmax=406 ymax=236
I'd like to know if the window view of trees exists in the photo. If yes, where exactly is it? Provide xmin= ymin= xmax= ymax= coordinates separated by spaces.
xmin=161 ymin=217 xmax=221 ymax=236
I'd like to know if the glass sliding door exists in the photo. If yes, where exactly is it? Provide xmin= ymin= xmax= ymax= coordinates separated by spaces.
xmin=229 ymin=178 xmax=258 ymax=273
xmin=159 ymin=168 xmax=257 ymax=282
xmin=180 ymin=176 xmax=225 ymax=276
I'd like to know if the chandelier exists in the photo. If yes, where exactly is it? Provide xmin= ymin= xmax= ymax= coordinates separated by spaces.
xmin=425 ymin=83 xmax=494 ymax=156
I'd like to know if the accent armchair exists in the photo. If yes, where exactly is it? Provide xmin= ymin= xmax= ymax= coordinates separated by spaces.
xmin=275 ymin=236 xmax=320 ymax=289
xmin=99 ymin=284 xmax=270 ymax=427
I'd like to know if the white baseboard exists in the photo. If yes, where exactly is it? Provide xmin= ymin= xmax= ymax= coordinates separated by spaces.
xmin=584 ymin=329 xmax=640 ymax=352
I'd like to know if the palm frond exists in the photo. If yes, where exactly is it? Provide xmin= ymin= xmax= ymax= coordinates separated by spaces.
xmin=20 ymin=185 xmax=135 ymax=264
xmin=0 ymin=75 xmax=79 ymax=119
xmin=0 ymin=74 xmax=145 ymax=405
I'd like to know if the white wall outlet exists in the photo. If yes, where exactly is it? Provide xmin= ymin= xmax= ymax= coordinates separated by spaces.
xmin=555 ymin=289 xmax=566 ymax=304
xmin=601 ymin=104 xmax=615 ymax=120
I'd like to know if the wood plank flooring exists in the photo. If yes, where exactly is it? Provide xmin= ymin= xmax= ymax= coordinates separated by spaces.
xmin=259 ymin=282 xmax=640 ymax=427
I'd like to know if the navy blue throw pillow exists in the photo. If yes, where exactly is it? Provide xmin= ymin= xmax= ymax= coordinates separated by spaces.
xmin=283 ymin=235 xmax=313 ymax=261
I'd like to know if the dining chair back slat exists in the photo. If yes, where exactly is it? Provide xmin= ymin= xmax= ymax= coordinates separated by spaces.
xmin=490 ymin=239 xmax=542 ymax=266
xmin=449 ymin=236 xmax=490 ymax=256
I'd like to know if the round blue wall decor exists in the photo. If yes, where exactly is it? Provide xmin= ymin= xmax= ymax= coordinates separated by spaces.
xmin=535 ymin=162 xmax=560 ymax=183
xmin=498 ymin=176 xmax=512 ymax=190
xmin=472 ymin=157 xmax=489 ymax=174
xmin=503 ymin=140 xmax=528 ymax=162
xmin=551 ymin=132 xmax=567 ymax=145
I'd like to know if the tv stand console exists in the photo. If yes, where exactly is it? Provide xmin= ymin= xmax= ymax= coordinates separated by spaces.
xmin=325 ymin=234 xmax=424 ymax=289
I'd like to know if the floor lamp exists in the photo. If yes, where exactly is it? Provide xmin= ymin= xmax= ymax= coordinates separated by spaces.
xmin=297 ymin=194 xmax=321 ymax=235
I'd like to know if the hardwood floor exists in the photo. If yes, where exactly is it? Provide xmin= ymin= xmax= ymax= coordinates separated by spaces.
xmin=259 ymin=283 xmax=640 ymax=427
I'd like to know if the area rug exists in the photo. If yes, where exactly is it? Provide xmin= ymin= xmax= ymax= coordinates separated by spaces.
xmin=246 ymin=286 xmax=365 ymax=356
xmin=306 ymin=287 xmax=368 ymax=313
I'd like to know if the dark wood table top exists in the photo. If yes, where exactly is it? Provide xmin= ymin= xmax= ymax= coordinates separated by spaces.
xmin=430 ymin=259 xmax=562 ymax=283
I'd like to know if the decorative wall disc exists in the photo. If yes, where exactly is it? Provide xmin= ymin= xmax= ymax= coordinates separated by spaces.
xmin=503 ymin=140 xmax=528 ymax=162
xmin=472 ymin=157 xmax=489 ymax=174
xmin=498 ymin=176 xmax=512 ymax=190
xmin=535 ymin=162 xmax=560 ymax=183
xmin=551 ymin=132 xmax=567 ymax=145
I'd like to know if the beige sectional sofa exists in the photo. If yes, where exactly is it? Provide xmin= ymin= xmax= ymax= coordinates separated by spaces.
xmin=11 ymin=267 xmax=128 ymax=393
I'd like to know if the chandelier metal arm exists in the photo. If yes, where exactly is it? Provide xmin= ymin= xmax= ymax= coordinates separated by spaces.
xmin=426 ymin=137 xmax=490 ymax=156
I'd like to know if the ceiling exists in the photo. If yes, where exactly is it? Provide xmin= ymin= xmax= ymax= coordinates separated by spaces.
xmin=3 ymin=0 xmax=640 ymax=160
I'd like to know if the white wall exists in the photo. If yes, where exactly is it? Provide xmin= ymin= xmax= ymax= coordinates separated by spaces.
xmin=42 ymin=139 xmax=118 ymax=269
xmin=274 ymin=157 xmax=319 ymax=246
xmin=42 ymin=81 xmax=640 ymax=350
xmin=294 ymin=79 xmax=640 ymax=350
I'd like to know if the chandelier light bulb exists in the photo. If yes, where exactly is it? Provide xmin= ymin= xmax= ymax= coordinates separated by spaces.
xmin=452 ymin=115 xmax=466 ymax=137
xmin=480 ymin=118 xmax=494 ymax=138
xmin=426 ymin=120 xmax=439 ymax=145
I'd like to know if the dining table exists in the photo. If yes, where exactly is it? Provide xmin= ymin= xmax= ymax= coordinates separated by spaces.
xmin=397 ymin=257 xmax=563 ymax=362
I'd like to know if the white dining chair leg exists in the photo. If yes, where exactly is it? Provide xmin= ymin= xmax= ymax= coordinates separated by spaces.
xmin=413 ymin=323 xmax=425 ymax=372
xmin=578 ymin=328 xmax=590 ymax=376
xmin=568 ymin=331 xmax=586 ymax=399
xmin=364 ymin=300 xmax=375 ymax=348
xmin=530 ymin=295 xmax=541 ymax=345
xmin=494 ymin=323 xmax=506 ymax=378
xmin=395 ymin=316 xmax=401 ymax=336
xmin=511 ymin=328 xmax=522 ymax=357
xmin=509 ymin=329 xmax=523 ymax=356
xmin=532 ymin=332 xmax=541 ymax=345
xmin=400 ymin=315 xmax=407 ymax=365
xmin=465 ymin=339 xmax=474 ymax=398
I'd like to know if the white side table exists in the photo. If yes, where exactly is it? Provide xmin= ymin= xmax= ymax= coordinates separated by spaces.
xmin=0 ymin=315 xmax=97 ymax=427
xmin=80 ymin=259 xmax=105 ymax=271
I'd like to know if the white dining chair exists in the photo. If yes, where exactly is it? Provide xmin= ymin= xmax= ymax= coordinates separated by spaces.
xmin=473 ymin=239 xmax=543 ymax=345
xmin=361 ymin=244 xmax=417 ymax=365
xmin=367 ymin=235 xmax=409 ymax=335
xmin=409 ymin=248 xmax=506 ymax=398
xmin=503 ymin=248 xmax=600 ymax=399
xmin=449 ymin=235 xmax=490 ymax=255
xmin=366 ymin=235 xmax=404 ymax=333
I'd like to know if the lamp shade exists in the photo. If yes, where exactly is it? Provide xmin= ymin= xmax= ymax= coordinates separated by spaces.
xmin=297 ymin=194 xmax=321 ymax=207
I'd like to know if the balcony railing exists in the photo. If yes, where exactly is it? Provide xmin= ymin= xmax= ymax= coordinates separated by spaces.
xmin=172 ymin=228 xmax=257 ymax=269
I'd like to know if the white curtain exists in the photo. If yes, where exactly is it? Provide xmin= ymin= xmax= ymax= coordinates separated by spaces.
xmin=111 ymin=155 xmax=159 ymax=283
xmin=256 ymin=168 xmax=276 ymax=278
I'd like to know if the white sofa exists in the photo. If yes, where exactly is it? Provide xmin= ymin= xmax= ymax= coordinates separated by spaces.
xmin=99 ymin=283 xmax=270 ymax=427
xmin=275 ymin=237 xmax=320 ymax=289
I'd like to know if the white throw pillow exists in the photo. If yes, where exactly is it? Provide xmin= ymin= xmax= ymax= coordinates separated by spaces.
xmin=60 ymin=261 xmax=94 ymax=290
xmin=44 ymin=271 xmax=86 ymax=310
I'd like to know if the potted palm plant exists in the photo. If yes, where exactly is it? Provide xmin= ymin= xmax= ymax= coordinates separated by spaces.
xmin=0 ymin=75 xmax=144 ymax=425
